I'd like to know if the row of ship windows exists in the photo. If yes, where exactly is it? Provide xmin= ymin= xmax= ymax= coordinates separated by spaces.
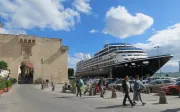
xmin=77 ymin=61 xmax=115 ymax=71
xmin=77 ymin=56 xmax=146 ymax=69
xmin=122 ymin=54 xmax=147 ymax=56
xmin=78 ymin=56 xmax=116 ymax=66
xmin=77 ymin=59 xmax=123 ymax=70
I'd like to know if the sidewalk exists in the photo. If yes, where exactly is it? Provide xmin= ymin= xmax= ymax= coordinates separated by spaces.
xmin=34 ymin=84 xmax=180 ymax=111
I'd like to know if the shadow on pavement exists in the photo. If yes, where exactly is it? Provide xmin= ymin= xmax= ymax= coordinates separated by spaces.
xmin=60 ymin=92 xmax=73 ymax=94
xmin=161 ymin=108 xmax=180 ymax=112
xmin=95 ymin=105 xmax=133 ymax=109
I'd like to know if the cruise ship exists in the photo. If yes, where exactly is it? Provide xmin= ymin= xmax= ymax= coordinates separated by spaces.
xmin=76 ymin=43 xmax=173 ymax=78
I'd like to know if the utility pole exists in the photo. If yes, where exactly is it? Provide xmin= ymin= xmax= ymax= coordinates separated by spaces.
xmin=41 ymin=57 xmax=44 ymax=89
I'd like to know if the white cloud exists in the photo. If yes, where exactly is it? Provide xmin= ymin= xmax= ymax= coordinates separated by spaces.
xmin=74 ymin=52 xmax=91 ymax=59
xmin=0 ymin=0 xmax=80 ymax=31
xmin=135 ymin=23 xmax=180 ymax=72
xmin=68 ymin=52 xmax=91 ymax=69
xmin=103 ymin=6 xmax=153 ymax=39
xmin=89 ymin=29 xmax=98 ymax=33
xmin=73 ymin=0 xmax=91 ymax=14
xmin=0 ymin=28 xmax=26 ymax=35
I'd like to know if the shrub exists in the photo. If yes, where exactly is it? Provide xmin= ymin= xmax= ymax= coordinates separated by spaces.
xmin=0 ymin=78 xmax=13 ymax=90
xmin=11 ymin=78 xmax=17 ymax=84
xmin=0 ymin=61 xmax=8 ymax=70
xmin=34 ymin=77 xmax=46 ymax=84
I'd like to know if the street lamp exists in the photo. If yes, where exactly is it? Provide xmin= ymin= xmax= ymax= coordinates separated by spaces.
xmin=154 ymin=46 xmax=161 ymax=77
xmin=41 ymin=57 xmax=44 ymax=89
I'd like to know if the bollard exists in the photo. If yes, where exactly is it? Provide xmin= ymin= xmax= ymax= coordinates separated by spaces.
xmin=93 ymin=88 xmax=96 ymax=96
xmin=159 ymin=91 xmax=168 ymax=104
xmin=41 ymin=84 xmax=44 ymax=90
xmin=145 ymin=87 xmax=150 ymax=94
xmin=179 ymin=88 xmax=180 ymax=98
xmin=111 ymin=88 xmax=117 ymax=98
xmin=72 ymin=88 xmax=76 ymax=94
xmin=89 ymin=87 xmax=93 ymax=96
xmin=62 ymin=86 xmax=66 ymax=93
xmin=52 ymin=85 xmax=55 ymax=91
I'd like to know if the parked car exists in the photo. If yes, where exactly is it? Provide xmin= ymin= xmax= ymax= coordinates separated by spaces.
xmin=108 ymin=79 xmax=135 ymax=91
xmin=161 ymin=81 xmax=180 ymax=95
xmin=144 ymin=79 xmax=175 ymax=93
xmin=176 ymin=78 xmax=180 ymax=82
xmin=108 ymin=79 xmax=122 ymax=90
xmin=105 ymin=78 xmax=116 ymax=88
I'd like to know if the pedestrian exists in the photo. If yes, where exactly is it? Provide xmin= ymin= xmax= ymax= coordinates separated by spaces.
xmin=122 ymin=75 xmax=134 ymax=107
xmin=133 ymin=75 xmax=146 ymax=106
xmin=76 ymin=76 xmax=82 ymax=97
xmin=98 ymin=77 xmax=105 ymax=98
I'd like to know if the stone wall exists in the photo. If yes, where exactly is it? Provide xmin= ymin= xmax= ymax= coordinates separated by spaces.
xmin=0 ymin=34 xmax=68 ymax=83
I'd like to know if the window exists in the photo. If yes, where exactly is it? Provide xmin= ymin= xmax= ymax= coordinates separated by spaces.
xmin=163 ymin=80 xmax=171 ymax=84
xmin=155 ymin=80 xmax=162 ymax=84
xmin=116 ymin=80 xmax=122 ymax=84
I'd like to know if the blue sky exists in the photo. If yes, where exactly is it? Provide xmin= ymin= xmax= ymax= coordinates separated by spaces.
xmin=0 ymin=0 xmax=180 ymax=72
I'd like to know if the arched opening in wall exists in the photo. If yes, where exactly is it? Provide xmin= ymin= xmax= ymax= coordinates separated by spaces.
xmin=18 ymin=61 xmax=34 ymax=84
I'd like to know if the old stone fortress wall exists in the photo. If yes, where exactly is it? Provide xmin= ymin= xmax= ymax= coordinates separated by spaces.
xmin=0 ymin=33 xmax=69 ymax=83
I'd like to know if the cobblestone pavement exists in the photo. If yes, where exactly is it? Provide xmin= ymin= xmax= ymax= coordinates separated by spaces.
xmin=0 ymin=84 xmax=180 ymax=112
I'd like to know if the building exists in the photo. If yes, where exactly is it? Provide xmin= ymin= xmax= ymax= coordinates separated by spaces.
xmin=0 ymin=34 xmax=68 ymax=83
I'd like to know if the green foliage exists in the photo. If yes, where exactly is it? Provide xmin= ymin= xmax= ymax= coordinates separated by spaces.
xmin=10 ymin=78 xmax=17 ymax=84
xmin=0 ymin=60 xmax=8 ymax=70
xmin=68 ymin=68 xmax=74 ymax=77
xmin=34 ymin=77 xmax=46 ymax=84
xmin=0 ymin=78 xmax=13 ymax=90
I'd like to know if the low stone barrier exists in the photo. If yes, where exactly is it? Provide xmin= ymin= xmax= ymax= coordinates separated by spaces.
xmin=93 ymin=88 xmax=96 ymax=96
xmin=145 ymin=87 xmax=150 ymax=94
xmin=159 ymin=91 xmax=167 ymax=104
xmin=111 ymin=88 xmax=117 ymax=98
xmin=89 ymin=87 xmax=93 ymax=96
xmin=52 ymin=84 xmax=55 ymax=91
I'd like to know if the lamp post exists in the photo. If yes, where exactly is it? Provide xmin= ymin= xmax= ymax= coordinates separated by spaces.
xmin=154 ymin=46 xmax=161 ymax=77
xmin=41 ymin=57 xmax=44 ymax=90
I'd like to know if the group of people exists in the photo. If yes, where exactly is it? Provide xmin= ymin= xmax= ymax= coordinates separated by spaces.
xmin=75 ymin=76 xmax=105 ymax=97
xmin=122 ymin=75 xmax=146 ymax=108
xmin=75 ymin=75 xmax=146 ymax=108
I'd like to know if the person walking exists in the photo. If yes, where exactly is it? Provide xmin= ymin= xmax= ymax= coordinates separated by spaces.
xmin=76 ymin=76 xmax=82 ymax=97
xmin=98 ymin=77 xmax=105 ymax=98
xmin=122 ymin=75 xmax=134 ymax=107
xmin=133 ymin=75 xmax=146 ymax=106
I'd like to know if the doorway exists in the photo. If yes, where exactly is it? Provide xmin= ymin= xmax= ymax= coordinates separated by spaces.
xmin=18 ymin=60 xmax=34 ymax=84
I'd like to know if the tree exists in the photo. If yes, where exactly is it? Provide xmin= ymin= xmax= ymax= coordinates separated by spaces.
xmin=0 ymin=61 xmax=8 ymax=70
xmin=68 ymin=68 xmax=74 ymax=77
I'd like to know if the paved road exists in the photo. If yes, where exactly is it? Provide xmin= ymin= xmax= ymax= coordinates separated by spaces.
xmin=0 ymin=85 xmax=180 ymax=112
